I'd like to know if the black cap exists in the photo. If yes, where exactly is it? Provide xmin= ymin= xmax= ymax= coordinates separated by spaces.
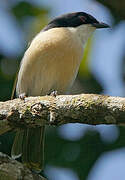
xmin=43 ymin=12 xmax=110 ymax=31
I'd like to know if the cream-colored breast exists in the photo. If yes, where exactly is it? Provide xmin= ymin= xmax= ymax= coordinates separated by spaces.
xmin=16 ymin=27 xmax=84 ymax=96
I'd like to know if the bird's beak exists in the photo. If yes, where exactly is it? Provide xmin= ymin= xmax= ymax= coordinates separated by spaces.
xmin=92 ymin=22 xmax=110 ymax=29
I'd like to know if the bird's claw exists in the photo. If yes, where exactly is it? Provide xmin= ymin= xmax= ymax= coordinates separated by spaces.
xmin=48 ymin=90 xmax=58 ymax=97
xmin=19 ymin=93 xmax=26 ymax=101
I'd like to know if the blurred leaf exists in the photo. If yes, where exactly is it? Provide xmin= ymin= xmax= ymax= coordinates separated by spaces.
xmin=12 ymin=1 xmax=48 ymax=20
xmin=45 ymin=126 xmax=125 ymax=180
xmin=45 ymin=127 xmax=104 ymax=180
xmin=79 ymin=36 xmax=93 ymax=77
xmin=78 ymin=75 xmax=103 ymax=94
xmin=96 ymin=0 xmax=125 ymax=24
xmin=27 ymin=14 xmax=49 ymax=41
xmin=0 ymin=57 xmax=20 ymax=101
xmin=78 ymin=36 xmax=103 ymax=94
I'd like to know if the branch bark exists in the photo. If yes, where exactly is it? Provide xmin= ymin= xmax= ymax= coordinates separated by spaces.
xmin=0 ymin=94 xmax=125 ymax=135
xmin=0 ymin=152 xmax=46 ymax=180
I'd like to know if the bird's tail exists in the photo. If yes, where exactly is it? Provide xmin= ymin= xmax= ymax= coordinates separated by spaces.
xmin=11 ymin=126 xmax=45 ymax=173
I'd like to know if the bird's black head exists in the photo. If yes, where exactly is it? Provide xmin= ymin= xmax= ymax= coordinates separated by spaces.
xmin=43 ymin=12 xmax=110 ymax=31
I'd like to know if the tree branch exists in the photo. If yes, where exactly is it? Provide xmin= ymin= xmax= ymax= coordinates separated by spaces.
xmin=0 ymin=152 xmax=46 ymax=180
xmin=0 ymin=94 xmax=125 ymax=135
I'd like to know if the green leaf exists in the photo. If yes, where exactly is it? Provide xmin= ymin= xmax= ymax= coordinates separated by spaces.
xmin=12 ymin=1 xmax=48 ymax=20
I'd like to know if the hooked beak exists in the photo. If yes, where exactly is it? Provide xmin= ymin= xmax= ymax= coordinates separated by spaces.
xmin=92 ymin=22 xmax=110 ymax=29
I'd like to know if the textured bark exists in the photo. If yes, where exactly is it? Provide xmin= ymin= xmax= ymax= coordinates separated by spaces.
xmin=0 ymin=152 xmax=46 ymax=180
xmin=0 ymin=94 xmax=125 ymax=135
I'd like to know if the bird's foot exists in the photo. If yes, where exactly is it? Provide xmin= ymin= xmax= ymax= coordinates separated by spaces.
xmin=19 ymin=93 xmax=26 ymax=101
xmin=48 ymin=90 xmax=58 ymax=97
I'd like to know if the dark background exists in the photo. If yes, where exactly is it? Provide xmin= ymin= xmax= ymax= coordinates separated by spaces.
xmin=0 ymin=0 xmax=125 ymax=180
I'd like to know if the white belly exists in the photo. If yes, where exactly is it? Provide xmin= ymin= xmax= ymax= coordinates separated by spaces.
xmin=16 ymin=27 xmax=83 ymax=96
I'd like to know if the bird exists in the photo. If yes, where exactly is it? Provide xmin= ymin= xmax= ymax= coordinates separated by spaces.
xmin=11 ymin=11 xmax=110 ymax=173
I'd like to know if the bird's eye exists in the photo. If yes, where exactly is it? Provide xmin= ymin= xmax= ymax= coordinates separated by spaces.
xmin=79 ymin=16 xmax=87 ymax=23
